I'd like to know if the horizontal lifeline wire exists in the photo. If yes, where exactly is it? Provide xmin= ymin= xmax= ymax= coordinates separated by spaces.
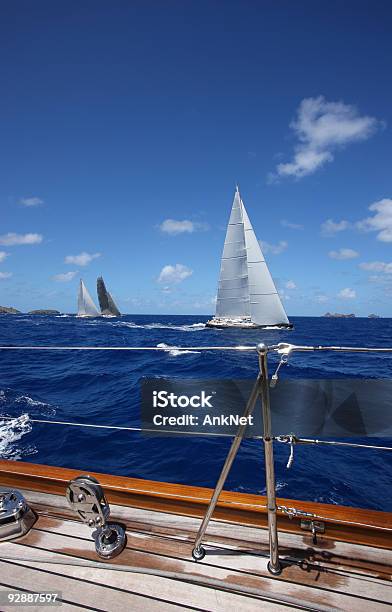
xmin=1 ymin=343 xmax=392 ymax=352
xmin=275 ymin=436 xmax=392 ymax=451
xmin=0 ymin=415 xmax=263 ymax=439
xmin=0 ymin=345 xmax=256 ymax=351
xmin=0 ymin=416 xmax=391 ymax=451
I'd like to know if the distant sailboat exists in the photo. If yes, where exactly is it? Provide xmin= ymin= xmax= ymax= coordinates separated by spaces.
xmin=77 ymin=280 xmax=100 ymax=317
xmin=97 ymin=276 xmax=121 ymax=317
xmin=206 ymin=187 xmax=292 ymax=329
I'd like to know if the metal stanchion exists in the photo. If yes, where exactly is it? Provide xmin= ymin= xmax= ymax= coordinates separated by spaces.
xmin=191 ymin=343 xmax=282 ymax=575
xmin=258 ymin=343 xmax=281 ymax=574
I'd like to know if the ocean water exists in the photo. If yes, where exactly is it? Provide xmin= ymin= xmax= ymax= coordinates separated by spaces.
xmin=0 ymin=313 xmax=391 ymax=511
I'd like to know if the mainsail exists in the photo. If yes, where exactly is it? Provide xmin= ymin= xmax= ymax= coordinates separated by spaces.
xmin=97 ymin=276 xmax=121 ymax=317
xmin=77 ymin=280 xmax=100 ymax=317
xmin=210 ymin=187 xmax=290 ymax=328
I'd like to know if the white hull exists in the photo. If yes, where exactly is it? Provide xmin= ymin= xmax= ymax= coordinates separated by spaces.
xmin=206 ymin=317 xmax=293 ymax=329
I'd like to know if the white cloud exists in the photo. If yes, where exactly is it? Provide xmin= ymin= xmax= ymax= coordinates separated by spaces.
xmin=359 ymin=261 xmax=392 ymax=274
xmin=20 ymin=196 xmax=44 ymax=207
xmin=321 ymin=219 xmax=350 ymax=236
xmin=0 ymin=251 xmax=9 ymax=263
xmin=281 ymin=220 xmax=304 ymax=230
xmin=314 ymin=293 xmax=328 ymax=303
xmin=158 ymin=264 xmax=193 ymax=284
xmin=260 ymin=240 xmax=288 ymax=254
xmin=274 ymin=96 xmax=380 ymax=179
xmin=52 ymin=271 xmax=78 ymax=282
xmin=278 ymin=289 xmax=290 ymax=301
xmin=285 ymin=280 xmax=296 ymax=289
xmin=329 ymin=248 xmax=359 ymax=260
xmin=65 ymin=252 xmax=101 ymax=266
xmin=159 ymin=219 xmax=209 ymax=235
xmin=0 ymin=232 xmax=43 ymax=246
xmin=0 ymin=272 xmax=12 ymax=279
xmin=356 ymin=198 xmax=392 ymax=242
xmin=338 ymin=287 xmax=356 ymax=299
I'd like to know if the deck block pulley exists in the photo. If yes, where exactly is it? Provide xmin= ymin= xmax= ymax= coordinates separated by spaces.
xmin=66 ymin=474 xmax=127 ymax=559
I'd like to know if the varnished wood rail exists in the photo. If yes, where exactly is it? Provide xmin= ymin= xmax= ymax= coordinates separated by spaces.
xmin=0 ymin=459 xmax=391 ymax=549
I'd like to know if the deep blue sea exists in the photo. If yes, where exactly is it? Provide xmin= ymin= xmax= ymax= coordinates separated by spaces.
xmin=0 ymin=314 xmax=391 ymax=511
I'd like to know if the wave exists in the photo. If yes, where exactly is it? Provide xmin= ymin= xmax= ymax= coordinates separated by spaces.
xmin=0 ymin=414 xmax=35 ymax=460
xmin=114 ymin=321 xmax=206 ymax=332
xmin=0 ymin=388 xmax=56 ymax=417
xmin=156 ymin=342 xmax=201 ymax=356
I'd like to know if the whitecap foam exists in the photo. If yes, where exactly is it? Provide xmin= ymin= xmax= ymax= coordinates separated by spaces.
xmin=156 ymin=342 xmax=201 ymax=356
xmin=15 ymin=395 xmax=51 ymax=409
xmin=114 ymin=321 xmax=206 ymax=332
xmin=0 ymin=389 xmax=57 ymax=417
xmin=0 ymin=414 xmax=34 ymax=460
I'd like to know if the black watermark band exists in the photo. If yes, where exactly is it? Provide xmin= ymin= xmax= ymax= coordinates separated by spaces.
xmin=140 ymin=378 xmax=392 ymax=438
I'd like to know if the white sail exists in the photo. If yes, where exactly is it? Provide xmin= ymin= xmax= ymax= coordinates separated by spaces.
xmin=212 ymin=188 xmax=290 ymax=328
xmin=215 ymin=188 xmax=251 ymax=318
xmin=241 ymin=198 xmax=289 ymax=326
xmin=77 ymin=280 xmax=100 ymax=317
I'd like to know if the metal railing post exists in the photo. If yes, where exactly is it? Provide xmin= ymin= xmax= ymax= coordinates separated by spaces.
xmin=257 ymin=343 xmax=282 ymax=575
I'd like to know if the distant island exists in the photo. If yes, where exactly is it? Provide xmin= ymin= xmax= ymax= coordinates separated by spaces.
xmin=0 ymin=306 xmax=61 ymax=315
xmin=0 ymin=306 xmax=21 ymax=314
xmin=324 ymin=312 xmax=356 ymax=318
xmin=28 ymin=309 xmax=61 ymax=315
xmin=324 ymin=312 xmax=382 ymax=319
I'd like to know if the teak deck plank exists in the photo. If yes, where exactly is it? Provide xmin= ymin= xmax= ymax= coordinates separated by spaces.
xmin=0 ymin=585 xmax=83 ymax=612
xmin=31 ymin=518 xmax=392 ymax=604
xmin=0 ymin=555 xmax=297 ymax=612
xmin=0 ymin=559 xmax=191 ymax=612
xmin=20 ymin=490 xmax=392 ymax=567
xmin=0 ymin=504 xmax=390 ymax=611
xmin=31 ymin=513 xmax=392 ymax=604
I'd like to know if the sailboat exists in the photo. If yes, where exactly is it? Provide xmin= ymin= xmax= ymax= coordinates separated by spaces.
xmin=97 ymin=276 xmax=121 ymax=317
xmin=77 ymin=279 xmax=100 ymax=317
xmin=206 ymin=187 xmax=292 ymax=329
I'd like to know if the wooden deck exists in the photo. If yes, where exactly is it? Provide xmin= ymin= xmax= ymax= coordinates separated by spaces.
xmin=0 ymin=461 xmax=391 ymax=611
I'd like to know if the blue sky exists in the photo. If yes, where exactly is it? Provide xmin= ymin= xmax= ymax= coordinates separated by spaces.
xmin=1 ymin=0 xmax=392 ymax=316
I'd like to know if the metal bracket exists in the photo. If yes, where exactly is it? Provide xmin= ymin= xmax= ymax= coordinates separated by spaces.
xmin=279 ymin=505 xmax=316 ymax=520
xmin=66 ymin=475 xmax=127 ymax=559
xmin=0 ymin=490 xmax=36 ymax=542
xmin=300 ymin=519 xmax=325 ymax=545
